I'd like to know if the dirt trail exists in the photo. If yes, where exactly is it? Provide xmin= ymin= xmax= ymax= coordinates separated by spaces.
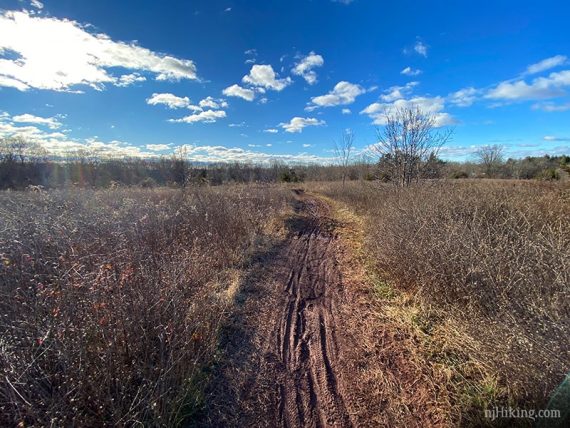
xmin=203 ymin=189 xmax=447 ymax=427
xmin=273 ymin=190 xmax=352 ymax=427
xmin=203 ymin=189 xmax=355 ymax=427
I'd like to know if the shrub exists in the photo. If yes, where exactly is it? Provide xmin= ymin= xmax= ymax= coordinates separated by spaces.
xmin=0 ymin=185 xmax=291 ymax=426
xmin=315 ymin=180 xmax=570 ymax=418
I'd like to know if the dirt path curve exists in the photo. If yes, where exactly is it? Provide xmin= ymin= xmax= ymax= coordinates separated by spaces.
xmin=203 ymin=189 xmax=356 ymax=428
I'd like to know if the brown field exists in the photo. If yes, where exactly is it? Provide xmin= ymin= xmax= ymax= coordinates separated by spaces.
xmin=1 ymin=179 xmax=568 ymax=427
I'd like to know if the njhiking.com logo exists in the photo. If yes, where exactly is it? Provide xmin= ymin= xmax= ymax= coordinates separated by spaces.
xmin=485 ymin=406 xmax=561 ymax=422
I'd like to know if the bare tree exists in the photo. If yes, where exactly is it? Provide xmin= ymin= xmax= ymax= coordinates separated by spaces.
xmin=334 ymin=129 xmax=354 ymax=187
xmin=370 ymin=106 xmax=453 ymax=187
xmin=475 ymin=144 xmax=504 ymax=177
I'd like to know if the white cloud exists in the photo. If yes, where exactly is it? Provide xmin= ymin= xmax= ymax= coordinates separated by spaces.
xmin=223 ymin=84 xmax=255 ymax=101
xmin=1 ymin=112 xmax=332 ymax=163
xmin=169 ymin=110 xmax=227 ymax=124
xmin=30 ymin=1 xmax=44 ymax=10
xmin=0 ymin=10 xmax=197 ymax=92
xmin=360 ymin=96 xmax=456 ymax=127
xmin=401 ymin=66 xmax=422 ymax=76
xmin=0 ymin=75 xmax=30 ymax=91
xmin=526 ymin=55 xmax=567 ymax=75
xmin=263 ymin=128 xmax=279 ymax=133
xmin=342 ymin=108 xmax=351 ymax=114
xmin=224 ymin=7 xmax=232 ymax=12
xmin=309 ymin=81 xmax=365 ymax=108
xmin=292 ymin=52 xmax=324 ymax=85
xmin=485 ymin=70 xmax=570 ymax=101
xmin=174 ymin=144 xmax=331 ymax=164
xmin=448 ymin=87 xmax=478 ymax=107
xmin=0 ymin=112 xmax=157 ymax=158
xmin=532 ymin=101 xmax=570 ymax=112
xmin=199 ymin=96 xmax=228 ymax=109
xmin=116 ymin=73 xmax=146 ymax=87
xmin=244 ymin=48 xmax=257 ymax=64
xmin=380 ymin=81 xmax=419 ymax=102
xmin=279 ymin=117 xmax=326 ymax=133
xmin=12 ymin=113 xmax=62 ymax=129
xmin=242 ymin=64 xmax=292 ymax=91
xmin=414 ymin=41 xmax=428 ymax=57
xmin=543 ymin=135 xmax=570 ymax=142
xmin=147 ymin=93 xmax=190 ymax=109
xmin=228 ymin=122 xmax=246 ymax=128
xmin=303 ymin=144 xmax=313 ymax=148
xmin=146 ymin=144 xmax=171 ymax=151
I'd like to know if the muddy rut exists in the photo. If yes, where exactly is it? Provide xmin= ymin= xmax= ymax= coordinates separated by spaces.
xmin=204 ymin=189 xmax=450 ymax=428
xmin=204 ymin=190 xmax=354 ymax=427
xmin=273 ymin=190 xmax=352 ymax=427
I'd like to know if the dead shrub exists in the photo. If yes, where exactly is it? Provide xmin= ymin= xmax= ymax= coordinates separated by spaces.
xmin=314 ymin=179 xmax=570 ymax=423
xmin=0 ymin=185 xmax=291 ymax=426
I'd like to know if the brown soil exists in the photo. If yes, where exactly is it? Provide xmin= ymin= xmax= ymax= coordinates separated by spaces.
xmin=201 ymin=189 xmax=448 ymax=428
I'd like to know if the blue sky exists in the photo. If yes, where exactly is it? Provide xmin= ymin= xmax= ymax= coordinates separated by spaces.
xmin=1 ymin=0 xmax=569 ymax=163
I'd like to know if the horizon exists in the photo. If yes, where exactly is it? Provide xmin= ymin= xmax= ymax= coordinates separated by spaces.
xmin=1 ymin=0 xmax=570 ymax=164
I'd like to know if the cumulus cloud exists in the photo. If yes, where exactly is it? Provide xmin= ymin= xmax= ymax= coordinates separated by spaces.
xmin=360 ymin=96 xmax=456 ymax=127
xmin=12 ymin=113 xmax=62 ymax=129
xmin=414 ymin=41 xmax=428 ymax=57
xmin=115 ymin=73 xmax=146 ymax=87
xmin=146 ymin=93 xmax=190 ymax=109
xmin=199 ymin=96 xmax=228 ymax=109
xmin=174 ymin=144 xmax=331 ymax=164
xmin=223 ymin=84 xmax=256 ymax=101
xmin=342 ymin=108 xmax=351 ymax=114
xmin=526 ymin=55 xmax=567 ymax=75
xmin=448 ymin=87 xmax=478 ymax=107
xmin=308 ymin=81 xmax=365 ymax=109
xmin=0 ymin=10 xmax=198 ymax=92
xmin=485 ymin=70 xmax=570 ymax=101
xmin=401 ymin=66 xmax=422 ymax=76
xmin=263 ymin=128 xmax=279 ymax=133
xmin=146 ymin=144 xmax=171 ymax=151
xmin=168 ymin=110 xmax=227 ymax=124
xmin=30 ymin=1 xmax=44 ymax=10
xmin=147 ymin=94 xmax=227 ymax=115
xmin=242 ymin=64 xmax=292 ymax=91
xmin=0 ymin=112 xmax=156 ymax=158
xmin=292 ymin=52 xmax=324 ymax=85
xmin=380 ymin=82 xmax=419 ymax=102
xmin=0 ymin=112 xmax=331 ymax=163
xmin=279 ymin=117 xmax=326 ymax=133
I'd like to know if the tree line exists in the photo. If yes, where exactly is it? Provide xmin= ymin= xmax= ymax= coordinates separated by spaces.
xmin=1 ymin=107 xmax=568 ymax=190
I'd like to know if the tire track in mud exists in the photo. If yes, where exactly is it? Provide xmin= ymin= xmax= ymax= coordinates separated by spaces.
xmin=273 ymin=190 xmax=352 ymax=428
xmin=204 ymin=188 xmax=448 ymax=428
xmin=203 ymin=189 xmax=355 ymax=428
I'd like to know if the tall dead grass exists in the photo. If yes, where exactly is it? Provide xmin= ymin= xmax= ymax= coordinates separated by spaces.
xmin=0 ymin=185 xmax=291 ymax=426
xmin=314 ymin=179 xmax=570 ymax=424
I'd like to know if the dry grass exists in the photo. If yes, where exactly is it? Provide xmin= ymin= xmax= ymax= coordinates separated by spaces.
xmin=312 ymin=179 xmax=570 ymax=426
xmin=0 ymin=185 xmax=292 ymax=427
